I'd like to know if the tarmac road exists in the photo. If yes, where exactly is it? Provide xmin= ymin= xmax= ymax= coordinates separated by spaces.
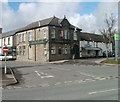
xmin=2 ymin=78 xmax=118 ymax=100
xmin=2 ymin=58 xmax=119 ymax=100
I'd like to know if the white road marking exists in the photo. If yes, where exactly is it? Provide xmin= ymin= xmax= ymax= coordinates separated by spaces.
xmin=35 ymin=71 xmax=54 ymax=78
xmin=89 ymin=88 xmax=119 ymax=95
xmin=55 ymin=82 xmax=61 ymax=85
xmin=35 ymin=71 xmax=41 ymax=76
xmin=77 ymin=71 xmax=97 ymax=78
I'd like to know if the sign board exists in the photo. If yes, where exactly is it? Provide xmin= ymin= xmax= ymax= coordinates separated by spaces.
xmin=114 ymin=34 xmax=120 ymax=40
xmin=3 ymin=47 xmax=9 ymax=53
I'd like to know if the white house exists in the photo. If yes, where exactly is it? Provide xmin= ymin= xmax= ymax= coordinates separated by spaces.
xmin=79 ymin=32 xmax=113 ymax=58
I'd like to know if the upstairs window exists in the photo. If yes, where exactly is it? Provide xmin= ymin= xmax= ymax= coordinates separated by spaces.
xmin=43 ymin=29 xmax=47 ymax=39
xmin=28 ymin=32 xmax=32 ymax=41
xmin=8 ymin=37 xmax=10 ymax=45
xmin=51 ymin=29 xmax=55 ymax=38
xmin=73 ymin=31 xmax=77 ymax=40
xmin=64 ymin=30 xmax=67 ymax=39
xmin=19 ymin=34 xmax=22 ymax=42
xmin=4 ymin=38 xmax=6 ymax=46
xmin=68 ymin=31 xmax=70 ymax=39
xmin=23 ymin=33 xmax=26 ymax=41
xmin=60 ymin=30 xmax=64 ymax=38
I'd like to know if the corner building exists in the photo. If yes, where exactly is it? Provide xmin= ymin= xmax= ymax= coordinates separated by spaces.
xmin=16 ymin=16 xmax=82 ymax=62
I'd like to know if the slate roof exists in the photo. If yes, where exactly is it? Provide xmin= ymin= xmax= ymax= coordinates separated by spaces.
xmin=80 ymin=32 xmax=109 ymax=43
xmin=2 ymin=16 xmax=81 ymax=38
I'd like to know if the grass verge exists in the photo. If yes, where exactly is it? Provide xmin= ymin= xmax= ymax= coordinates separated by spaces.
xmin=103 ymin=59 xmax=120 ymax=64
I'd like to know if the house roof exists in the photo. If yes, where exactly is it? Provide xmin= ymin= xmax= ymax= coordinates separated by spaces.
xmin=80 ymin=32 xmax=109 ymax=43
xmin=2 ymin=16 xmax=82 ymax=37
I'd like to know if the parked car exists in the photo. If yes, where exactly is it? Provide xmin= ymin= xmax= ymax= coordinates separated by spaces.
xmin=102 ymin=51 xmax=115 ymax=57
xmin=0 ymin=54 xmax=16 ymax=61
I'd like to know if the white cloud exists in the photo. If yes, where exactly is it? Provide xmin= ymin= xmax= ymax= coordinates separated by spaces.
xmin=2 ymin=2 xmax=79 ymax=32
xmin=1 ymin=1 xmax=118 ymax=34
xmin=69 ymin=13 xmax=97 ymax=33
xmin=94 ymin=2 xmax=118 ymax=33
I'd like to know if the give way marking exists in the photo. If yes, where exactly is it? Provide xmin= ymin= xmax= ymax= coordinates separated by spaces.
xmin=35 ymin=71 xmax=54 ymax=78
xmin=89 ymin=88 xmax=119 ymax=95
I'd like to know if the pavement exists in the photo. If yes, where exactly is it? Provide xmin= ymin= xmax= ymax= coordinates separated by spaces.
xmin=1 ymin=67 xmax=18 ymax=87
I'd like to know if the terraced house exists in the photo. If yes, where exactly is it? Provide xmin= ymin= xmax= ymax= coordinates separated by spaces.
xmin=16 ymin=16 xmax=82 ymax=62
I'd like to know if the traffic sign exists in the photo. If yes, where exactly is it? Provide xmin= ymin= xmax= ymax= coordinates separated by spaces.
xmin=3 ymin=47 xmax=9 ymax=53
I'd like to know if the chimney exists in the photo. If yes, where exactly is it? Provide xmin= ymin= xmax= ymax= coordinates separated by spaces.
xmin=0 ymin=28 xmax=2 ymax=33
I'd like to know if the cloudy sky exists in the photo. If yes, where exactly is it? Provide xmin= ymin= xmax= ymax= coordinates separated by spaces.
xmin=0 ymin=0 xmax=118 ymax=34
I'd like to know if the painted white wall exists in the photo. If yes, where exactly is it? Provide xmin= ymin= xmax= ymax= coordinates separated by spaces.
xmin=98 ymin=42 xmax=112 ymax=52
xmin=2 ymin=36 xmax=13 ymax=47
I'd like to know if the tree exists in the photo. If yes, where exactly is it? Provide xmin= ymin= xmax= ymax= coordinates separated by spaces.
xmin=99 ymin=13 xmax=117 ymax=59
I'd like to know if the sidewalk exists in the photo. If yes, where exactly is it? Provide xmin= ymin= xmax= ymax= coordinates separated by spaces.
xmin=2 ymin=67 xmax=18 ymax=87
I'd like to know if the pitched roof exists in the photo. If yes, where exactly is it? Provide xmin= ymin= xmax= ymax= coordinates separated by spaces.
xmin=2 ymin=16 xmax=82 ymax=37
xmin=80 ymin=32 xmax=109 ymax=43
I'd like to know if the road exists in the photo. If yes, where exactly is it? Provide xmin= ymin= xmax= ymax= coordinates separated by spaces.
xmin=2 ymin=78 xmax=118 ymax=100
xmin=1 ymin=58 xmax=119 ymax=100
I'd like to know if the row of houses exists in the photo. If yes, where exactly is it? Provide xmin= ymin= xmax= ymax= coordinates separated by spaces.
xmin=0 ymin=16 xmax=112 ymax=62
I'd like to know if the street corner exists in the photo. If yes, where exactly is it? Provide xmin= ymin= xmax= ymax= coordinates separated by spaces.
xmin=2 ymin=67 xmax=18 ymax=87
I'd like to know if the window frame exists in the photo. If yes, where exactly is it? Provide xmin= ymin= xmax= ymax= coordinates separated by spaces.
xmin=28 ymin=32 xmax=32 ymax=41
xmin=51 ymin=46 xmax=56 ymax=54
xmin=51 ymin=29 xmax=55 ymax=39
xmin=73 ymin=31 xmax=77 ymax=40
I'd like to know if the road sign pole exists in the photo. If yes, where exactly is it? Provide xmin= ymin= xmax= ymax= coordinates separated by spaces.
xmin=4 ymin=52 xmax=7 ymax=74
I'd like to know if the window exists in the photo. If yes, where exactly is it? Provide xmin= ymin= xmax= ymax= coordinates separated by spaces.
xmin=73 ymin=32 xmax=77 ymax=40
xmin=68 ymin=31 xmax=70 ymax=39
xmin=19 ymin=34 xmax=22 ymax=42
xmin=23 ymin=46 xmax=25 ymax=55
xmin=43 ymin=29 xmax=47 ymax=39
xmin=64 ymin=47 xmax=68 ymax=54
xmin=51 ymin=29 xmax=55 ymax=38
xmin=64 ymin=30 xmax=67 ymax=39
xmin=4 ymin=38 xmax=6 ymax=45
xmin=58 ymin=47 xmax=62 ymax=55
xmin=60 ymin=30 xmax=64 ymax=38
xmin=51 ymin=46 xmax=56 ymax=54
xmin=8 ymin=37 xmax=10 ymax=45
xmin=19 ymin=46 xmax=22 ymax=55
xmin=28 ymin=32 xmax=32 ymax=41
xmin=23 ymin=33 xmax=26 ymax=41
xmin=44 ymin=44 xmax=47 ymax=55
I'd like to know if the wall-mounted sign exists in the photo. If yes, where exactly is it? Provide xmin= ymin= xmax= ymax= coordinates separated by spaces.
xmin=84 ymin=44 xmax=92 ymax=47
xmin=114 ymin=34 xmax=120 ymax=40
xmin=29 ymin=40 xmax=47 ymax=45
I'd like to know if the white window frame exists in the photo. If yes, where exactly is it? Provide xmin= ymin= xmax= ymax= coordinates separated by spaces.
xmin=51 ymin=29 xmax=55 ymax=38
xmin=51 ymin=46 xmax=56 ymax=54
xmin=8 ymin=37 xmax=10 ymax=45
xmin=68 ymin=31 xmax=70 ymax=39
xmin=64 ymin=30 xmax=67 ymax=39
xmin=43 ymin=29 xmax=47 ymax=39
xmin=73 ymin=31 xmax=77 ymax=40
xmin=19 ymin=34 xmax=22 ymax=42
xmin=23 ymin=33 xmax=26 ymax=41
xmin=64 ymin=47 xmax=68 ymax=54
xmin=28 ymin=32 xmax=32 ymax=41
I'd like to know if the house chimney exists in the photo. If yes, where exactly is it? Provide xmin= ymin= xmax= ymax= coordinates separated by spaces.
xmin=0 ymin=28 xmax=2 ymax=33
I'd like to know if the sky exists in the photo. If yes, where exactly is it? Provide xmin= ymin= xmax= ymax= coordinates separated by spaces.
xmin=0 ymin=0 xmax=118 ymax=34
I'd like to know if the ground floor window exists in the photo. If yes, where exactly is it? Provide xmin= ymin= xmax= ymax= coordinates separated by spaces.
xmin=18 ymin=45 xmax=26 ymax=55
xmin=51 ymin=46 xmax=56 ymax=54
xmin=58 ymin=47 xmax=62 ymax=55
